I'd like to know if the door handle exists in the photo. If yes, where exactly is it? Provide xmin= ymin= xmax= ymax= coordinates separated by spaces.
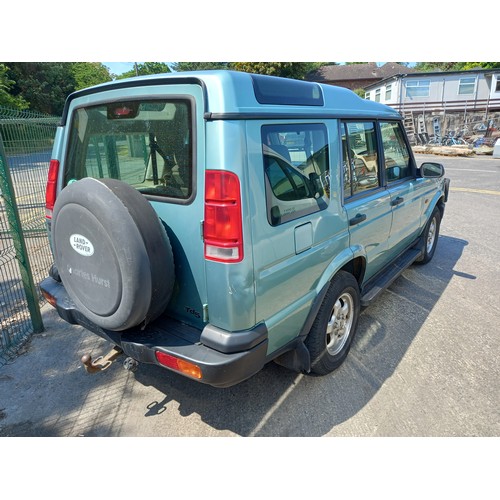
xmin=391 ymin=196 xmax=404 ymax=206
xmin=349 ymin=213 xmax=366 ymax=226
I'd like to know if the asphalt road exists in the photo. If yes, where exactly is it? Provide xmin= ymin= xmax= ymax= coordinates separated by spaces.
xmin=1 ymin=152 xmax=499 ymax=439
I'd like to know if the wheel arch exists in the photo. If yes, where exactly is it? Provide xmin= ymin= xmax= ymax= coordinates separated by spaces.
xmin=437 ymin=193 xmax=446 ymax=218
xmin=426 ymin=181 xmax=448 ymax=222
xmin=315 ymin=245 xmax=366 ymax=294
xmin=275 ymin=247 xmax=366 ymax=373
xmin=298 ymin=246 xmax=366 ymax=340
xmin=340 ymin=255 xmax=366 ymax=288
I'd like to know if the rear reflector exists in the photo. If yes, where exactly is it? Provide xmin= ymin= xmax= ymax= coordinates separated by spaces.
xmin=204 ymin=170 xmax=243 ymax=262
xmin=45 ymin=159 xmax=60 ymax=219
xmin=155 ymin=351 xmax=202 ymax=379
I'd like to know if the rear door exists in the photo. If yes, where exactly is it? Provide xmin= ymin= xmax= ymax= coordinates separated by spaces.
xmin=248 ymin=120 xmax=347 ymax=354
xmin=379 ymin=120 xmax=429 ymax=256
xmin=60 ymin=83 xmax=208 ymax=328
xmin=342 ymin=121 xmax=393 ymax=281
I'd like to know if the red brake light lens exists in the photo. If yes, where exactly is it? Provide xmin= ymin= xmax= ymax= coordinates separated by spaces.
xmin=204 ymin=170 xmax=243 ymax=262
xmin=45 ymin=159 xmax=60 ymax=219
xmin=155 ymin=351 xmax=202 ymax=379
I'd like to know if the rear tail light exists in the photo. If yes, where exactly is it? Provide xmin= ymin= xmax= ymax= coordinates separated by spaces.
xmin=204 ymin=170 xmax=243 ymax=262
xmin=45 ymin=159 xmax=60 ymax=219
xmin=155 ymin=351 xmax=202 ymax=379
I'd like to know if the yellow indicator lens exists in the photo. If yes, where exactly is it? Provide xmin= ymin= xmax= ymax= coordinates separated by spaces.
xmin=177 ymin=359 xmax=202 ymax=379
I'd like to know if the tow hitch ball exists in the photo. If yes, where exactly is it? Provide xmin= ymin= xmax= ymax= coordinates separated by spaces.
xmin=81 ymin=346 xmax=138 ymax=373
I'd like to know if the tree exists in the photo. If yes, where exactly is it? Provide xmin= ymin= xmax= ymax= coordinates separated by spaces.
xmin=171 ymin=62 xmax=230 ymax=72
xmin=6 ymin=62 xmax=76 ymax=115
xmin=0 ymin=64 xmax=29 ymax=109
xmin=230 ymin=62 xmax=321 ymax=80
xmin=116 ymin=62 xmax=171 ymax=79
xmin=414 ymin=62 xmax=461 ymax=72
xmin=459 ymin=62 xmax=500 ymax=70
xmin=170 ymin=62 xmax=324 ymax=80
xmin=71 ymin=62 xmax=112 ymax=90
xmin=345 ymin=62 xmax=410 ymax=67
xmin=413 ymin=62 xmax=500 ymax=72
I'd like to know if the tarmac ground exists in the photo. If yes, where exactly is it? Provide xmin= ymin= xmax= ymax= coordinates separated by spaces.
xmin=0 ymin=153 xmax=498 ymax=497
xmin=1 ymin=154 xmax=499 ymax=437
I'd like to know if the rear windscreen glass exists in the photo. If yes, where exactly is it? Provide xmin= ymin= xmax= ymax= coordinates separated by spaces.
xmin=65 ymin=99 xmax=193 ymax=200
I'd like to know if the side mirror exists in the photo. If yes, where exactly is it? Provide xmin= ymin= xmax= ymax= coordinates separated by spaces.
xmin=419 ymin=162 xmax=445 ymax=178
xmin=386 ymin=165 xmax=401 ymax=181
xmin=270 ymin=205 xmax=281 ymax=226
xmin=309 ymin=172 xmax=324 ymax=198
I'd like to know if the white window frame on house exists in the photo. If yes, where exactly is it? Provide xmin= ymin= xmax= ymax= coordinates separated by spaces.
xmin=405 ymin=80 xmax=430 ymax=98
xmin=495 ymin=75 xmax=500 ymax=93
xmin=365 ymin=92 xmax=370 ymax=100
xmin=375 ymin=89 xmax=381 ymax=102
xmin=458 ymin=76 xmax=476 ymax=95
xmin=385 ymin=84 xmax=392 ymax=100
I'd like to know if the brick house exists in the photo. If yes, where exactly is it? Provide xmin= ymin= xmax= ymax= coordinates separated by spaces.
xmin=305 ymin=62 xmax=414 ymax=91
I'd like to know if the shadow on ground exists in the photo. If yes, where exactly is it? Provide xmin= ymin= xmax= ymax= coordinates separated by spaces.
xmin=0 ymin=235 xmax=468 ymax=437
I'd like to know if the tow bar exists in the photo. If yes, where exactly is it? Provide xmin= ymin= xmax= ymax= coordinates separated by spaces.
xmin=81 ymin=346 xmax=124 ymax=373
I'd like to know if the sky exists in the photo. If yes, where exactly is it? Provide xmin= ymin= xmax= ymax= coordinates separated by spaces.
xmin=2 ymin=2 xmax=493 ymax=69
xmin=103 ymin=62 xmax=137 ymax=75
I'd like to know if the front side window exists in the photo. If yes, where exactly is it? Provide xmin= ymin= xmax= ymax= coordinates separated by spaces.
xmin=380 ymin=121 xmax=412 ymax=182
xmin=342 ymin=121 xmax=380 ymax=199
xmin=458 ymin=77 xmax=476 ymax=95
xmin=65 ymin=99 xmax=193 ymax=200
xmin=262 ymin=124 xmax=329 ymax=226
xmin=406 ymin=80 xmax=430 ymax=98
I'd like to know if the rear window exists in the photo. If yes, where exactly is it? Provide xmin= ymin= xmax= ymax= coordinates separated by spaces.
xmin=64 ymin=99 xmax=193 ymax=200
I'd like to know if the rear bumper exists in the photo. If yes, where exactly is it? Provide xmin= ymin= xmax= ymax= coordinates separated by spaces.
xmin=40 ymin=277 xmax=268 ymax=388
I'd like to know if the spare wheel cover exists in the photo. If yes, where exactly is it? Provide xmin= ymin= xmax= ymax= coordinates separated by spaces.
xmin=52 ymin=177 xmax=174 ymax=331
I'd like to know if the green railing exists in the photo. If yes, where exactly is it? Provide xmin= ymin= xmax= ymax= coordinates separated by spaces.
xmin=0 ymin=106 xmax=59 ymax=366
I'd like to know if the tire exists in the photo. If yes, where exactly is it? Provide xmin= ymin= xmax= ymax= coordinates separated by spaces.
xmin=305 ymin=271 xmax=360 ymax=375
xmin=415 ymin=207 xmax=441 ymax=265
xmin=52 ymin=178 xmax=175 ymax=331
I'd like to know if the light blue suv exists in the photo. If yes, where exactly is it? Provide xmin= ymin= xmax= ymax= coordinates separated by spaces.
xmin=41 ymin=71 xmax=449 ymax=387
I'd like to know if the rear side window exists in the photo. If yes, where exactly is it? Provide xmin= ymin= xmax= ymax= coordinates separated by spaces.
xmin=64 ymin=99 xmax=193 ymax=200
xmin=262 ymin=123 xmax=329 ymax=226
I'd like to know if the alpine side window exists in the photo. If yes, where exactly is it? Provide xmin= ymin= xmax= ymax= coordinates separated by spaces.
xmin=262 ymin=123 xmax=329 ymax=226
xmin=380 ymin=121 xmax=412 ymax=182
xmin=342 ymin=121 xmax=380 ymax=199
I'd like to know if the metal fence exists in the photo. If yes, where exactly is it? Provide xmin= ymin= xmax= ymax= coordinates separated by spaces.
xmin=0 ymin=106 xmax=59 ymax=366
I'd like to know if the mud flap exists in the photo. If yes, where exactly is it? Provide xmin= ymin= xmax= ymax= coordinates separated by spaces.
xmin=273 ymin=340 xmax=311 ymax=373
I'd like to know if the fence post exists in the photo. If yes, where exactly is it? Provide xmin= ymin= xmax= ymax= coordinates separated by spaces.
xmin=0 ymin=132 xmax=44 ymax=334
